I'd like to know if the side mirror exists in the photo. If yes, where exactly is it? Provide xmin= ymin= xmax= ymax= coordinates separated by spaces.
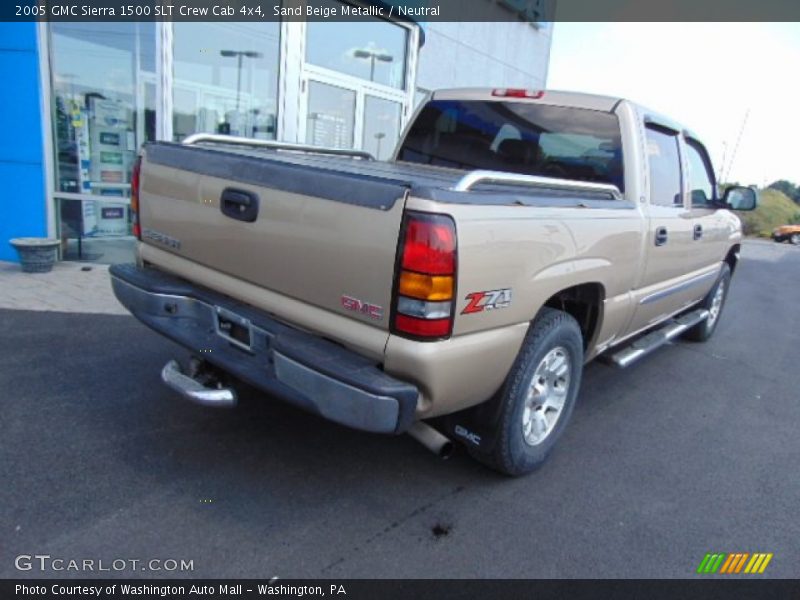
xmin=721 ymin=186 xmax=758 ymax=211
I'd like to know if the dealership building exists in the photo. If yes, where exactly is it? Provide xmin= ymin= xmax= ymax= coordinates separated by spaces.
xmin=0 ymin=5 xmax=552 ymax=263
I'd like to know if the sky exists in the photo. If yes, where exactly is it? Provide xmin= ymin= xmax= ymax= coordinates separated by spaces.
xmin=547 ymin=23 xmax=800 ymax=187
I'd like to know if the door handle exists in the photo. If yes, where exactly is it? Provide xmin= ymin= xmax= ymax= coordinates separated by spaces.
xmin=693 ymin=224 xmax=703 ymax=240
xmin=220 ymin=188 xmax=259 ymax=223
xmin=654 ymin=226 xmax=668 ymax=246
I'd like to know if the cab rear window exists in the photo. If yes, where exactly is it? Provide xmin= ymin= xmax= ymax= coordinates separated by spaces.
xmin=397 ymin=99 xmax=624 ymax=191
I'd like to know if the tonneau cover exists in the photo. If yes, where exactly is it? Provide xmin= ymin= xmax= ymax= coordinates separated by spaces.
xmin=145 ymin=142 xmax=630 ymax=210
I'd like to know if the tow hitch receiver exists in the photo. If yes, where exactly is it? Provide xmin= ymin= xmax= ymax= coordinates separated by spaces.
xmin=215 ymin=306 xmax=253 ymax=352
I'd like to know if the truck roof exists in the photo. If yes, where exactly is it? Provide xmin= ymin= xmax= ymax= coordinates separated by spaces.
xmin=431 ymin=88 xmax=624 ymax=112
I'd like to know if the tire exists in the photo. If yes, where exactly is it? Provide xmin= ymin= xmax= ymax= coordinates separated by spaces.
xmin=791 ymin=233 xmax=800 ymax=246
xmin=684 ymin=263 xmax=731 ymax=342
xmin=475 ymin=308 xmax=584 ymax=476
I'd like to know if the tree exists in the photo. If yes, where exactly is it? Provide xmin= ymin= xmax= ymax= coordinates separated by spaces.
xmin=767 ymin=180 xmax=800 ymax=204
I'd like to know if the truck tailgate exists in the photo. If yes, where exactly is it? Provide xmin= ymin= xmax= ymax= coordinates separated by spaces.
xmin=138 ymin=143 xmax=411 ymax=333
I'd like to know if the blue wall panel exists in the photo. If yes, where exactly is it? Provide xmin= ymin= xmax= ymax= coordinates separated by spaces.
xmin=0 ymin=21 xmax=38 ymax=50
xmin=0 ymin=50 xmax=45 ymax=164
xmin=0 ymin=162 xmax=48 ymax=246
xmin=0 ymin=22 xmax=46 ymax=262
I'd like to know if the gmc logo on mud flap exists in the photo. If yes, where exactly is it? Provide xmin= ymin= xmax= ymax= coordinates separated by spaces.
xmin=462 ymin=288 xmax=512 ymax=314
xmin=341 ymin=295 xmax=384 ymax=321
xmin=454 ymin=425 xmax=482 ymax=446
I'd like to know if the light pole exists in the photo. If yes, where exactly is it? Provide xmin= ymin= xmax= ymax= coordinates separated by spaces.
xmin=353 ymin=49 xmax=393 ymax=82
xmin=374 ymin=132 xmax=386 ymax=159
xmin=220 ymin=50 xmax=263 ymax=113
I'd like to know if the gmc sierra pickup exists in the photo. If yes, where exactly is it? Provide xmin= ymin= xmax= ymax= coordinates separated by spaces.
xmin=111 ymin=88 xmax=756 ymax=475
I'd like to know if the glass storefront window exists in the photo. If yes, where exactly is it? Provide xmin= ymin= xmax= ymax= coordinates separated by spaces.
xmin=305 ymin=82 xmax=356 ymax=148
xmin=362 ymin=96 xmax=402 ymax=160
xmin=44 ymin=18 xmax=417 ymax=263
xmin=306 ymin=4 xmax=408 ymax=90
xmin=50 ymin=23 xmax=156 ymax=261
xmin=172 ymin=22 xmax=280 ymax=141
xmin=414 ymin=88 xmax=430 ymax=108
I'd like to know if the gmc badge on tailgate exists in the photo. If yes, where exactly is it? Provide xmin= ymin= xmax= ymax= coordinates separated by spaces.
xmin=142 ymin=228 xmax=182 ymax=250
xmin=341 ymin=295 xmax=384 ymax=321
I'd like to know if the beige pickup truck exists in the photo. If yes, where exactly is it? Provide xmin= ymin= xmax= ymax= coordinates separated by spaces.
xmin=111 ymin=89 xmax=756 ymax=475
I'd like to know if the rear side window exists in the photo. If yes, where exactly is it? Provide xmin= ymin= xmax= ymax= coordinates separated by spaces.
xmin=397 ymin=99 xmax=624 ymax=191
xmin=645 ymin=126 xmax=683 ymax=207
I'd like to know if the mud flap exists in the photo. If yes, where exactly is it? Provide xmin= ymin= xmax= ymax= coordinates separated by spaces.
xmin=439 ymin=388 xmax=508 ymax=456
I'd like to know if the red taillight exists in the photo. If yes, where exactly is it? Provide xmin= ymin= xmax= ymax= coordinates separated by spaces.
xmin=401 ymin=217 xmax=456 ymax=275
xmin=491 ymin=88 xmax=544 ymax=99
xmin=131 ymin=156 xmax=142 ymax=239
xmin=395 ymin=314 xmax=452 ymax=338
xmin=393 ymin=212 xmax=457 ymax=340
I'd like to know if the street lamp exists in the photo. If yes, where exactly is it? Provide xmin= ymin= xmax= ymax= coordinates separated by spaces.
xmin=374 ymin=132 xmax=386 ymax=159
xmin=353 ymin=49 xmax=393 ymax=82
xmin=219 ymin=50 xmax=263 ymax=113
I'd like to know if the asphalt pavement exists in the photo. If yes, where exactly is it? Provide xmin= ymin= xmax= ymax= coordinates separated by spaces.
xmin=1 ymin=240 xmax=798 ymax=579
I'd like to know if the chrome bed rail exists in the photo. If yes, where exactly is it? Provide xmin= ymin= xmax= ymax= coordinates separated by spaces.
xmin=182 ymin=133 xmax=374 ymax=160
xmin=452 ymin=169 xmax=622 ymax=199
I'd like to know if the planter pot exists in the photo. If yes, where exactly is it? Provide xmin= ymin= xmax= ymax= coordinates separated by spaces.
xmin=9 ymin=238 xmax=61 ymax=273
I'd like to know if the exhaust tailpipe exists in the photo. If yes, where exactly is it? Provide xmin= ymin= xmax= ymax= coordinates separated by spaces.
xmin=408 ymin=421 xmax=454 ymax=459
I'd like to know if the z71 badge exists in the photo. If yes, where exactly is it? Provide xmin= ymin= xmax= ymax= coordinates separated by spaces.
xmin=461 ymin=288 xmax=512 ymax=314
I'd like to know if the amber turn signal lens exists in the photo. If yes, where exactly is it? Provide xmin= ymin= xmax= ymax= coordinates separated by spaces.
xmin=398 ymin=271 xmax=453 ymax=301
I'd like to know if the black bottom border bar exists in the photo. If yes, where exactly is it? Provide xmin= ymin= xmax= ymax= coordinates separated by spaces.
xmin=4 ymin=579 xmax=800 ymax=600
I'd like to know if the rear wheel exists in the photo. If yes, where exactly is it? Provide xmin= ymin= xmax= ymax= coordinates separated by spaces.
xmin=791 ymin=233 xmax=800 ymax=245
xmin=684 ymin=263 xmax=731 ymax=342
xmin=475 ymin=308 xmax=584 ymax=476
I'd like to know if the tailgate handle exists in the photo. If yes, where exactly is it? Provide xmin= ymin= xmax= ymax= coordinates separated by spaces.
xmin=693 ymin=224 xmax=703 ymax=240
xmin=221 ymin=188 xmax=259 ymax=222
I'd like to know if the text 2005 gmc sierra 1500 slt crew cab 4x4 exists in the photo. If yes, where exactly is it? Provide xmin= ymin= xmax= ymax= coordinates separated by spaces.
xmin=111 ymin=89 xmax=757 ymax=475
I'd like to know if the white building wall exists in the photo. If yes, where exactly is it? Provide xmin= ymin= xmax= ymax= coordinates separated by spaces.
xmin=416 ymin=21 xmax=552 ymax=93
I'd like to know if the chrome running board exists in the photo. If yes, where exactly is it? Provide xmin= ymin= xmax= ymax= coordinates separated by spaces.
xmin=604 ymin=309 xmax=709 ymax=368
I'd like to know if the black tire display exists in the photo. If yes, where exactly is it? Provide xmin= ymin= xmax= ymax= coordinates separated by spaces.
xmin=477 ymin=308 xmax=584 ymax=476
xmin=684 ymin=263 xmax=731 ymax=342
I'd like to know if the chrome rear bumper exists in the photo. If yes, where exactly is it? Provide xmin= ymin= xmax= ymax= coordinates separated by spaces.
xmin=110 ymin=263 xmax=419 ymax=434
